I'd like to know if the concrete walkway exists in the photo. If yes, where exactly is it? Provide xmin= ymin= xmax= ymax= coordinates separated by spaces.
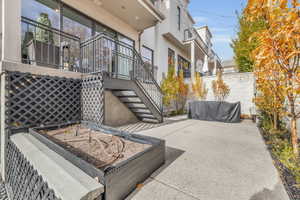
xmin=126 ymin=120 xmax=289 ymax=200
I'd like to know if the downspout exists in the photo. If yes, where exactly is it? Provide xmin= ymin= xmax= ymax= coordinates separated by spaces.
xmin=138 ymin=30 xmax=144 ymax=53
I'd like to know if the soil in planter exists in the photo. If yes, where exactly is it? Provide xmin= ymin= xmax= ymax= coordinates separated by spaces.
xmin=39 ymin=125 xmax=151 ymax=169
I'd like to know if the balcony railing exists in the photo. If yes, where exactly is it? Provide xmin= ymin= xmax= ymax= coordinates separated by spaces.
xmin=21 ymin=16 xmax=81 ymax=71
xmin=184 ymin=28 xmax=209 ymax=55
xmin=21 ymin=17 xmax=163 ymax=114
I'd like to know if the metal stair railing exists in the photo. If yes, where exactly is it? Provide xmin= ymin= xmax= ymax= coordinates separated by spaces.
xmin=80 ymin=33 xmax=163 ymax=118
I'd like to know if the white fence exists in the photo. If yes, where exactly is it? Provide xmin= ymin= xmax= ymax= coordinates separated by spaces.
xmin=203 ymin=72 xmax=255 ymax=115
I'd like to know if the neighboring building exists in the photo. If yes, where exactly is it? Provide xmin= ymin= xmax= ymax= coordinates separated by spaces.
xmin=222 ymin=60 xmax=239 ymax=74
xmin=141 ymin=0 xmax=222 ymax=84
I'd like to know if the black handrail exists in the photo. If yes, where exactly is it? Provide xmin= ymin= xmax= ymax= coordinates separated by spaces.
xmin=22 ymin=16 xmax=80 ymax=41
xmin=20 ymin=17 xmax=163 ymax=116
xmin=21 ymin=16 xmax=81 ymax=71
xmin=80 ymin=33 xmax=163 ymax=113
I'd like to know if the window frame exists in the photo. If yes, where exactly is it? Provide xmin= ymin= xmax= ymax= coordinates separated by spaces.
xmin=177 ymin=55 xmax=191 ymax=78
xmin=168 ymin=48 xmax=175 ymax=69
xmin=21 ymin=0 xmax=135 ymax=44
xmin=141 ymin=45 xmax=154 ymax=65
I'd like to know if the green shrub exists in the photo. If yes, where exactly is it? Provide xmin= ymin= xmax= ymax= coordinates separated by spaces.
xmin=259 ymin=111 xmax=273 ymax=132
xmin=272 ymin=139 xmax=300 ymax=185
xmin=259 ymin=112 xmax=300 ymax=185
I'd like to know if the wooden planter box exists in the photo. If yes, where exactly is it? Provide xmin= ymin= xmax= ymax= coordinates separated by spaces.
xmin=29 ymin=123 xmax=165 ymax=200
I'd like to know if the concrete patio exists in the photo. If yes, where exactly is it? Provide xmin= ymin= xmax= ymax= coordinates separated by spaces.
xmin=126 ymin=119 xmax=289 ymax=200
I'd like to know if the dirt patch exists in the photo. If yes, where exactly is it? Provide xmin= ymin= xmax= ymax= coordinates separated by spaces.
xmin=40 ymin=125 xmax=151 ymax=169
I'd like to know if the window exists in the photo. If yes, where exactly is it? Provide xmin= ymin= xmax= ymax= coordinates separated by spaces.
xmin=21 ymin=0 xmax=134 ymax=43
xmin=95 ymin=23 xmax=117 ymax=39
xmin=142 ymin=46 xmax=154 ymax=65
xmin=178 ymin=55 xmax=191 ymax=78
xmin=62 ymin=6 xmax=93 ymax=40
xmin=177 ymin=6 xmax=181 ymax=30
xmin=184 ymin=29 xmax=193 ymax=40
xmin=22 ymin=0 xmax=60 ymax=29
xmin=118 ymin=35 xmax=135 ymax=47
xmin=168 ymin=48 xmax=175 ymax=69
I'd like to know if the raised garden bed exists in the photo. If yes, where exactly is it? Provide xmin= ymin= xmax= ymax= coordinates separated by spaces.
xmin=29 ymin=123 xmax=165 ymax=200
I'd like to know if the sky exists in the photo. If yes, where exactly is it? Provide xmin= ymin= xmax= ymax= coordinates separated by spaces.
xmin=189 ymin=0 xmax=247 ymax=61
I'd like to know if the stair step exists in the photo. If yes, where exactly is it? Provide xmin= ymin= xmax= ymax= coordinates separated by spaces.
xmin=113 ymin=90 xmax=137 ymax=97
xmin=126 ymin=103 xmax=147 ymax=109
xmin=136 ymin=113 xmax=156 ymax=119
xmin=131 ymin=108 xmax=152 ymax=114
xmin=141 ymin=118 xmax=160 ymax=124
xmin=119 ymin=97 xmax=142 ymax=103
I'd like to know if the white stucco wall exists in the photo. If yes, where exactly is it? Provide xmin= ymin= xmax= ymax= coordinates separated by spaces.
xmin=1 ymin=0 xmax=21 ymax=62
xmin=203 ymin=72 xmax=255 ymax=115
xmin=141 ymin=26 xmax=190 ymax=84
xmin=141 ymin=0 xmax=194 ymax=84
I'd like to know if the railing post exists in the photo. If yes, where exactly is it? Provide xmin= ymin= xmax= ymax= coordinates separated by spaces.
xmin=132 ymin=53 xmax=136 ymax=80
xmin=79 ymin=41 xmax=82 ymax=73
xmin=91 ymin=38 xmax=94 ymax=73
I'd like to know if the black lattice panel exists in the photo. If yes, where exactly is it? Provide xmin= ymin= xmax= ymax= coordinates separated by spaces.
xmin=5 ymin=71 xmax=81 ymax=131
xmin=5 ymin=140 xmax=61 ymax=200
xmin=81 ymin=73 xmax=104 ymax=126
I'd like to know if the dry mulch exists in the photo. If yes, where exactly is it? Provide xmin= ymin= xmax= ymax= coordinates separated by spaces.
xmin=40 ymin=125 xmax=151 ymax=169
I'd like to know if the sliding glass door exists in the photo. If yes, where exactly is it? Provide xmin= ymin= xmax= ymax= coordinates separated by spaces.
xmin=21 ymin=0 xmax=136 ymax=75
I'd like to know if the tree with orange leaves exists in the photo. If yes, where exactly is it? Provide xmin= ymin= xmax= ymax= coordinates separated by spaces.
xmin=254 ymin=64 xmax=286 ymax=131
xmin=161 ymin=68 xmax=189 ymax=114
xmin=212 ymin=71 xmax=230 ymax=102
xmin=175 ymin=70 xmax=189 ymax=113
xmin=192 ymin=73 xmax=208 ymax=100
xmin=245 ymin=0 xmax=300 ymax=156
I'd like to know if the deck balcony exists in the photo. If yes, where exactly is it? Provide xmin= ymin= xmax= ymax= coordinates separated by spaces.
xmin=20 ymin=16 xmax=163 ymax=123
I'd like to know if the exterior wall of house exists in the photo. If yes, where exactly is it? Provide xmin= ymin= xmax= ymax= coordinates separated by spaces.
xmin=1 ymin=0 xmax=21 ymax=63
xmin=62 ymin=0 xmax=140 ymax=49
xmin=141 ymin=27 xmax=190 ymax=84
xmin=197 ymin=27 xmax=215 ymax=74
xmin=162 ymin=0 xmax=193 ymax=42
xmin=197 ymin=27 xmax=212 ymax=50
xmin=2 ymin=0 xmax=148 ymax=66
xmin=141 ymin=0 xmax=194 ymax=84
xmin=203 ymin=72 xmax=255 ymax=115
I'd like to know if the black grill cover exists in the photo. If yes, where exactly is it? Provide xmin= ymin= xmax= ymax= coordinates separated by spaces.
xmin=188 ymin=101 xmax=241 ymax=123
